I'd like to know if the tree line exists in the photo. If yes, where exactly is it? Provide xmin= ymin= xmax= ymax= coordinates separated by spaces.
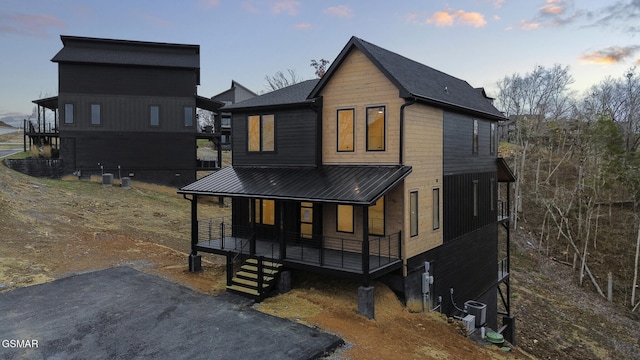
xmin=495 ymin=64 xmax=640 ymax=310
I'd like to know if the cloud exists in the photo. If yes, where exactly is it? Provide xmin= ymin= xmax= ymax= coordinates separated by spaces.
xmin=587 ymin=0 xmax=640 ymax=33
xmin=324 ymin=5 xmax=353 ymax=18
xmin=0 ymin=13 xmax=64 ymax=38
xmin=579 ymin=45 xmax=640 ymax=64
xmin=489 ymin=0 xmax=506 ymax=8
xmin=295 ymin=23 xmax=312 ymax=29
xmin=422 ymin=9 xmax=487 ymax=27
xmin=242 ymin=2 xmax=260 ymax=13
xmin=519 ymin=0 xmax=584 ymax=30
xmin=272 ymin=0 xmax=300 ymax=16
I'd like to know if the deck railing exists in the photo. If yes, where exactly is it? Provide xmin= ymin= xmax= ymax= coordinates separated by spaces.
xmin=196 ymin=218 xmax=401 ymax=272
xmin=498 ymin=200 xmax=509 ymax=222
xmin=498 ymin=256 xmax=509 ymax=281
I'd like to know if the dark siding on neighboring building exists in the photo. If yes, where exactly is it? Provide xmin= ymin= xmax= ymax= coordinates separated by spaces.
xmin=58 ymin=63 xmax=196 ymax=98
xmin=61 ymin=131 xmax=195 ymax=186
xmin=232 ymin=107 xmax=318 ymax=167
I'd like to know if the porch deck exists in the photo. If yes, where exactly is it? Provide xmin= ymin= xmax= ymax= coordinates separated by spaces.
xmin=194 ymin=236 xmax=402 ymax=277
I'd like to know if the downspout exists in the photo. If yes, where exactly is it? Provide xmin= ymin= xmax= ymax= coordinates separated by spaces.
xmin=399 ymin=97 xmax=417 ymax=165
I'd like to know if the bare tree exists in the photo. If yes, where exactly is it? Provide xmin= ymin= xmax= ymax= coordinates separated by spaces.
xmin=310 ymin=58 xmax=330 ymax=78
xmin=264 ymin=69 xmax=302 ymax=91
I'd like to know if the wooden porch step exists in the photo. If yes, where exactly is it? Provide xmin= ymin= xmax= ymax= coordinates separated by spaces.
xmin=227 ymin=284 xmax=260 ymax=297
xmin=235 ymin=270 xmax=274 ymax=282
xmin=226 ymin=257 xmax=282 ymax=302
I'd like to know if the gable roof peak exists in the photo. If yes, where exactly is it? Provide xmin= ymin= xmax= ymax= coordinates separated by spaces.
xmin=310 ymin=36 xmax=506 ymax=120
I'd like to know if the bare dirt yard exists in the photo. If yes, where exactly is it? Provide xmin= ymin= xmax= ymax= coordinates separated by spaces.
xmin=1 ymin=132 xmax=637 ymax=359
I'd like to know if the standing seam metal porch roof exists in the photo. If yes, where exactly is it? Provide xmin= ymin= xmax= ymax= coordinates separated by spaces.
xmin=178 ymin=165 xmax=412 ymax=205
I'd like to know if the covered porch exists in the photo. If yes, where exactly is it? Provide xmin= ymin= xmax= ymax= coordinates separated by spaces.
xmin=178 ymin=164 xmax=412 ymax=317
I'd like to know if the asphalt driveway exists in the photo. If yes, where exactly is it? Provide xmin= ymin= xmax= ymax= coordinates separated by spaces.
xmin=0 ymin=266 xmax=342 ymax=360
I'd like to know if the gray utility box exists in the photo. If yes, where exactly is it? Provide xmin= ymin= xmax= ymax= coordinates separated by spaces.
xmin=464 ymin=300 xmax=486 ymax=327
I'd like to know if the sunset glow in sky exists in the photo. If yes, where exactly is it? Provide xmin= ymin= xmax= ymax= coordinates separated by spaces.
xmin=1 ymin=0 xmax=638 ymax=120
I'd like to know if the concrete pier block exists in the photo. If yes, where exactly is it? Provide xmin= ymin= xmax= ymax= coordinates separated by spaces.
xmin=358 ymin=286 xmax=375 ymax=319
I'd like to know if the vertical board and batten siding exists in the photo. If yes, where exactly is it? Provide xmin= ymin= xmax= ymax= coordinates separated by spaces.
xmin=231 ymin=108 xmax=318 ymax=167
xmin=402 ymin=104 xmax=444 ymax=263
xmin=58 ymin=94 xmax=196 ymax=133
xmin=442 ymin=110 xmax=498 ymax=242
xmin=320 ymin=48 xmax=403 ymax=165
xmin=58 ymin=64 xmax=196 ymax=98
xmin=404 ymin=224 xmax=499 ymax=329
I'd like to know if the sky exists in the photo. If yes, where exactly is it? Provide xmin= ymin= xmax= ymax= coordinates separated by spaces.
xmin=1 ymin=0 xmax=639 ymax=123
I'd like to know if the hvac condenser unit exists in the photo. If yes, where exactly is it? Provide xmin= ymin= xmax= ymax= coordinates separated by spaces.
xmin=461 ymin=315 xmax=476 ymax=335
xmin=464 ymin=300 xmax=486 ymax=327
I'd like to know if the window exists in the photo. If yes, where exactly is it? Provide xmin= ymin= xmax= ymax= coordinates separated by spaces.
xmin=90 ymin=104 xmax=101 ymax=125
xmin=150 ymin=106 xmax=159 ymax=126
xmin=64 ymin=103 xmax=74 ymax=124
xmin=184 ymin=107 xmax=194 ymax=127
xmin=473 ymin=180 xmax=479 ymax=217
xmin=254 ymin=199 xmax=275 ymax=225
xmin=221 ymin=118 xmax=231 ymax=128
xmin=337 ymin=109 xmax=354 ymax=152
xmin=366 ymin=106 xmax=385 ymax=151
xmin=300 ymin=202 xmax=313 ymax=239
xmin=433 ymin=188 xmax=440 ymax=230
xmin=248 ymin=114 xmax=275 ymax=152
xmin=368 ymin=197 xmax=385 ymax=236
xmin=472 ymin=119 xmax=479 ymax=154
xmin=410 ymin=191 xmax=418 ymax=236
xmin=337 ymin=204 xmax=354 ymax=233
xmin=490 ymin=122 xmax=496 ymax=154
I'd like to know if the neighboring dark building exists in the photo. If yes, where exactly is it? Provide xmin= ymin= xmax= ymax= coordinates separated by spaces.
xmin=31 ymin=35 xmax=221 ymax=186
xmin=211 ymin=80 xmax=257 ymax=150
xmin=179 ymin=37 xmax=516 ymax=342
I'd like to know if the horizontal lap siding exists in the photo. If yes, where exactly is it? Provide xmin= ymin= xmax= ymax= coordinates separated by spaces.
xmin=321 ymin=49 xmax=402 ymax=165
xmin=403 ymin=104 xmax=443 ymax=262
xmin=232 ymin=108 xmax=318 ymax=167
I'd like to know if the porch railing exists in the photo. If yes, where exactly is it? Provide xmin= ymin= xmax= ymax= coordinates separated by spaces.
xmin=498 ymin=256 xmax=509 ymax=281
xmin=283 ymin=231 xmax=401 ymax=271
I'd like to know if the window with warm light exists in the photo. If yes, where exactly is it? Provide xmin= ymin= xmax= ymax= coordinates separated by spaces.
xmin=248 ymin=114 xmax=275 ymax=152
xmin=337 ymin=109 xmax=354 ymax=152
xmin=366 ymin=106 xmax=385 ymax=151
xmin=337 ymin=204 xmax=354 ymax=233
xmin=254 ymin=199 xmax=275 ymax=225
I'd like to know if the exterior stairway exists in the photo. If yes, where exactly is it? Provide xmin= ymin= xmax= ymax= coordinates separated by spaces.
xmin=227 ymin=257 xmax=282 ymax=301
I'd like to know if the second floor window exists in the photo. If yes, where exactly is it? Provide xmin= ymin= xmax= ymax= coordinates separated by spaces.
xmin=248 ymin=114 xmax=275 ymax=152
xmin=64 ymin=103 xmax=74 ymax=124
xmin=490 ymin=122 xmax=496 ymax=154
xmin=184 ymin=107 xmax=194 ymax=127
xmin=367 ymin=106 xmax=385 ymax=151
xmin=337 ymin=109 xmax=354 ymax=152
xmin=90 ymin=104 xmax=101 ymax=125
xmin=150 ymin=106 xmax=159 ymax=126
xmin=472 ymin=119 xmax=479 ymax=154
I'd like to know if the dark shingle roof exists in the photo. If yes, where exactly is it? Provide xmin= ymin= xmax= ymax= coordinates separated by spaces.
xmin=222 ymin=79 xmax=320 ymax=111
xmin=51 ymin=35 xmax=199 ymax=69
xmin=178 ymin=165 xmax=412 ymax=205
xmin=310 ymin=37 xmax=505 ymax=120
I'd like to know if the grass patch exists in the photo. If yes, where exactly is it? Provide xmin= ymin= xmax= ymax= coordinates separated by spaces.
xmin=4 ymin=151 xmax=30 ymax=160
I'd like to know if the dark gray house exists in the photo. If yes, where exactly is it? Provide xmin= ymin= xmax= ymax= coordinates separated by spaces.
xmin=33 ymin=35 xmax=221 ymax=186
xmin=211 ymin=80 xmax=257 ymax=149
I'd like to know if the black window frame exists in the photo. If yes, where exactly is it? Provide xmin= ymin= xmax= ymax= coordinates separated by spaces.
xmin=366 ymin=105 xmax=386 ymax=151
xmin=337 ymin=108 xmax=355 ymax=152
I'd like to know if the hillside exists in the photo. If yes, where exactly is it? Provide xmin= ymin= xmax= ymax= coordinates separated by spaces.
xmin=1 ymin=141 xmax=638 ymax=358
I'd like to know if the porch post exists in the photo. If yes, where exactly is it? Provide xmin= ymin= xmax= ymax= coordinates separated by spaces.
xmin=279 ymin=202 xmax=286 ymax=260
xmin=250 ymin=198 xmax=256 ymax=256
xmin=359 ymin=205 xmax=375 ymax=319
xmin=362 ymin=206 xmax=370 ymax=285
xmin=188 ymin=195 xmax=202 ymax=272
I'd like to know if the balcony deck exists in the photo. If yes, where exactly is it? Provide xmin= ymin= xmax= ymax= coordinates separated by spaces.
xmin=194 ymin=235 xmax=402 ymax=278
